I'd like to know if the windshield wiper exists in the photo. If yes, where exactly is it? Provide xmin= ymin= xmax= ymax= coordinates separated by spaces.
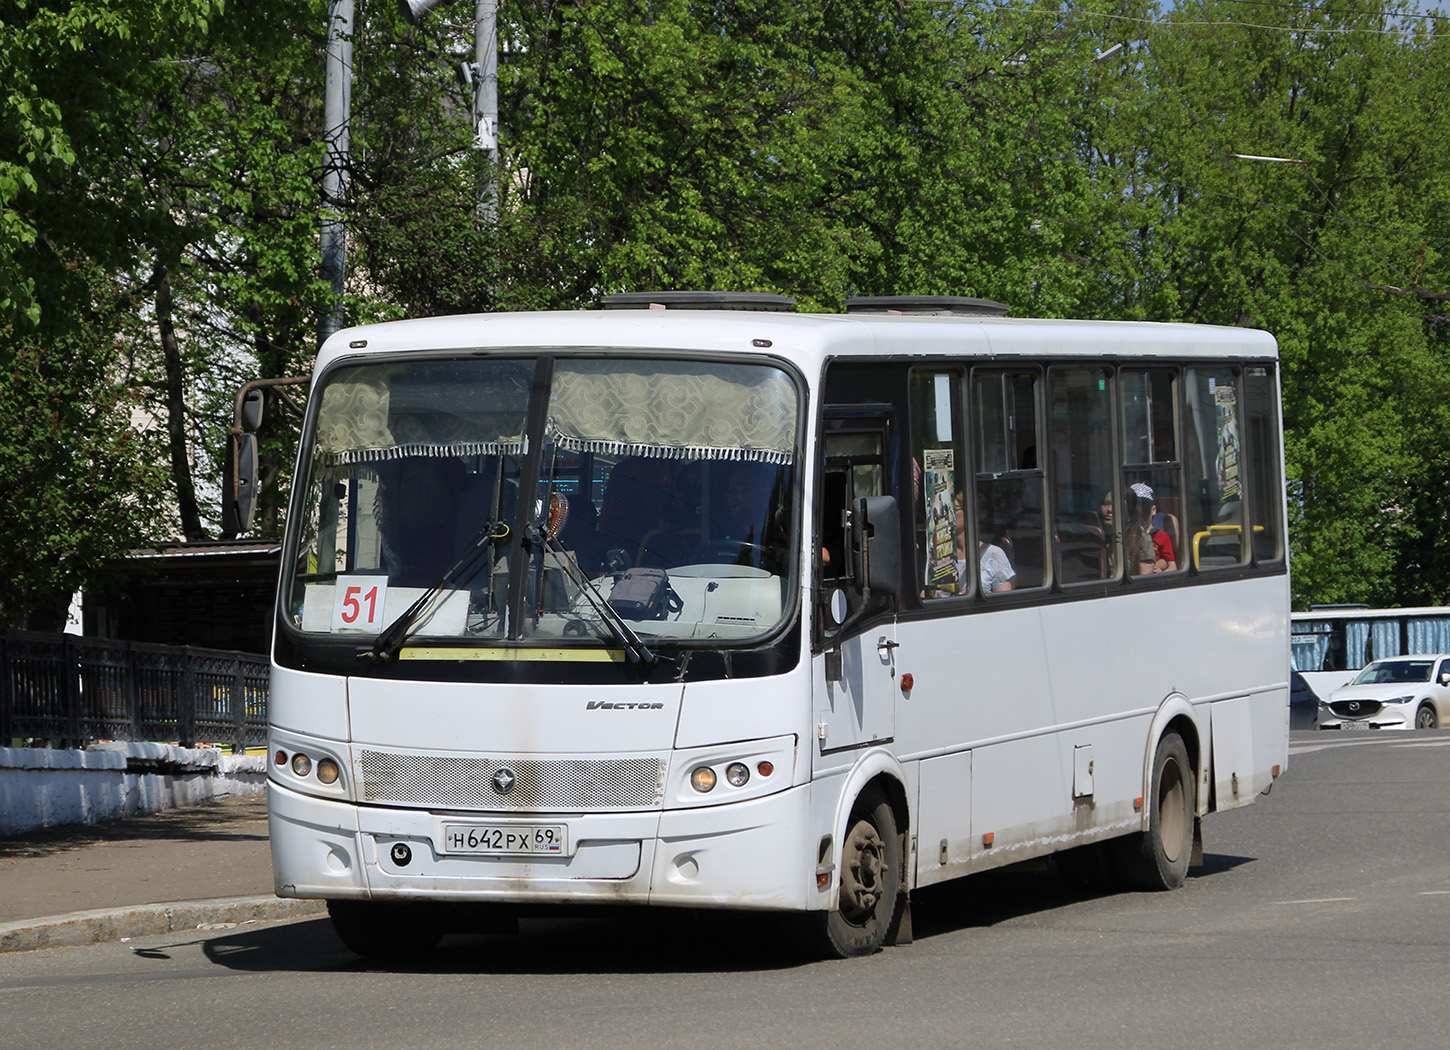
xmin=360 ymin=520 xmax=510 ymax=663
xmin=536 ymin=529 xmax=656 ymax=667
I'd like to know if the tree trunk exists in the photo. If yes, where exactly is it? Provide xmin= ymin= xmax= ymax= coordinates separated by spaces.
xmin=155 ymin=264 xmax=207 ymax=541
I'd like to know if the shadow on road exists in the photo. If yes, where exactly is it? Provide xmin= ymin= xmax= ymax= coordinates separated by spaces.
xmin=0 ymin=795 xmax=269 ymax=859
xmin=194 ymin=850 xmax=1256 ymax=977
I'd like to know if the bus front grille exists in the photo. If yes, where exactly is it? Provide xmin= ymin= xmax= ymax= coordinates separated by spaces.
xmin=356 ymin=750 xmax=668 ymax=811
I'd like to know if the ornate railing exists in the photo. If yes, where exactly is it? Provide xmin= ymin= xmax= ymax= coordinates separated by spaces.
xmin=0 ymin=631 xmax=268 ymax=753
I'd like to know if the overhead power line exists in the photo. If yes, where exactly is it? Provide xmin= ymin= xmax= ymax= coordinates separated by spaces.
xmin=904 ymin=2 xmax=1450 ymax=39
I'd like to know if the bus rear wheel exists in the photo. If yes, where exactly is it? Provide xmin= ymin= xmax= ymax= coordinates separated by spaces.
xmin=327 ymin=900 xmax=444 ymax=960
xmin=1112 ymin=732 xmax=1194 ymax=891
xmin=808 ymin=785 xmax=901 ymax=958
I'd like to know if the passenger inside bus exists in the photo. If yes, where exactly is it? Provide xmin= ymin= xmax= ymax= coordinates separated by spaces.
xmin=1125 ymin=482 xmax=1176 ymax=574
xmin=958 ymin=494 xmax=1014 ymax=594
xmin=719 ymin=462 xmax=778 ymax=566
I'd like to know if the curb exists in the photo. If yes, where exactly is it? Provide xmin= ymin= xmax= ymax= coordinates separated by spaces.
xmin=0 ymin=896 xmax=328 ymax=954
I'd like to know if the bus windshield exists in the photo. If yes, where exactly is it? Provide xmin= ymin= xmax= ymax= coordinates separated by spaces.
xmin=284 ymin=355 xmax=800 ymax=650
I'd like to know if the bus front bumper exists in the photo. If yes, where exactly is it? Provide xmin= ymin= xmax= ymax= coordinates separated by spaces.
xmin=268 ymin=779 xmax=817 ymax=912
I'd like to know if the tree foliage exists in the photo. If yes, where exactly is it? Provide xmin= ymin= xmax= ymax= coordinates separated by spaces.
xmin=4 ymin=0 xmax=1450 ymax=623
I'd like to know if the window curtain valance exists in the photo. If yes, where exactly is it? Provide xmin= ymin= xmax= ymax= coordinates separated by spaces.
xmin=314 ymin=368 xmax=528 ymax=467
xmin=548 ymin=361 xmax=797 ymax=464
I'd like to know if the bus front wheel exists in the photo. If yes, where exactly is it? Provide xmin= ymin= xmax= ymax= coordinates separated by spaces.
xmin=327 ymin=900 xmax=444 ymax=960
xmin=1112 ymin=732 xmax=1194 ymax=891
xmin=809 ymin=785 xmax=901 ymax=958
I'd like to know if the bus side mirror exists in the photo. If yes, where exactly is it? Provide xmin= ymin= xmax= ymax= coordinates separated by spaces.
xmin=851 ymin=495 xmax=900 ymax=598
xmin=222 ymin=431 xmax=258 ymax=537
xmin=239 ymin=387 xmax=265 ymax=432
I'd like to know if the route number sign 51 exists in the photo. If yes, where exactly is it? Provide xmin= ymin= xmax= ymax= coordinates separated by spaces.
xmin=330 ymin=576 xmax=390 ymax=632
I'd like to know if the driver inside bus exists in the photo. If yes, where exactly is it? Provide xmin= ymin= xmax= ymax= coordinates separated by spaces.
xmin=721 ymin=462 xmax=782 ymax=570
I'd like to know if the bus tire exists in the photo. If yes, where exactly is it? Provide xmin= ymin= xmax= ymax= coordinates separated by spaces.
xmin=1112 ymin=732 xmax=1194 ymax=891
xmin=808 ymin=785 xmax=901 ymax=958
xmin=327 ymin=900 xmax=444 ymax=960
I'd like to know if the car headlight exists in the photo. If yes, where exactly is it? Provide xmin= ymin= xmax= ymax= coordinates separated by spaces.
xmin=1386 ymin=694 xmax=1415 ymax=704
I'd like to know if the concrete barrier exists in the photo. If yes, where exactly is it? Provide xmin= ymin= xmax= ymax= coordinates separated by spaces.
xmin=0 ymin=743 xmax=266 ymax=836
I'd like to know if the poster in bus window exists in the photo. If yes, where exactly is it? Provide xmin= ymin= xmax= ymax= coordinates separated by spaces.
xmin=923 ymin=449 xmax=959 ymax=592
xmin=1212 ymin=383 xmax=1240 ymax=500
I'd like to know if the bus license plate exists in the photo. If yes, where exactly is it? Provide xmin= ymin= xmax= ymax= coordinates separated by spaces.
xmin=440 ymin=823 xmax=567 ymax=855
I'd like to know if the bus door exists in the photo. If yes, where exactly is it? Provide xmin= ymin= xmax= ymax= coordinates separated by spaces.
xmin=814 ymin=415 xmax=898 ymax=754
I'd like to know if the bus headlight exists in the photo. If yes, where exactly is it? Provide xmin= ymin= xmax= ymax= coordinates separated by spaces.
xmin=667 ymin=736 xmax=796 ymax=809
xmin=269 ymin=732 xmax=350 ymax=799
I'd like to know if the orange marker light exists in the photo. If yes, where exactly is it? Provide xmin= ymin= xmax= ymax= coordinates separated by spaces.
xmin=757 ymin=760 xmax=774 ymax=777
xmin=983 ymin=832 xmax=995 ymax=848
xmin=900 ymin=673 xmax=914 ymax=692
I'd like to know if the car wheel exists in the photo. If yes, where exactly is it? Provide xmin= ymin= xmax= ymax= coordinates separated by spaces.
xmin=1415 ymin=703 xmax=1438 ymax=730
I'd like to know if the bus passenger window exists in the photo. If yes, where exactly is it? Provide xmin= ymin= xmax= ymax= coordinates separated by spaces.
xmin=972 ymin=370 xmax=1045 ymax=590
xmin=911 ymin=370 xmax=968 ymax=598
xmin=1121 ymin=369 xmax=1184 ymax=577
xmin=1185 ymin=368 xmax=1246 ymax=569
xmin=1244 ymin=366 xmax=1284 ymax=564
xmin=1050 ymin=367 xmax=1116 ymax=584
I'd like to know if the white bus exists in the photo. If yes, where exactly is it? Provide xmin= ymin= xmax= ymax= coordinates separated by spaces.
xmin=259 ymin=292 xmax=1290 ymax=958
xmin=1292 ymin=606 xmax=1450 ymax=696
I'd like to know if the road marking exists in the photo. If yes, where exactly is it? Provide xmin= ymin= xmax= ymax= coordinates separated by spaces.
xmin=1290 ymin=738 xmax=1386 ymax=756
xmin=1419 ymin=890 xmax=1450 ymax=896
xmin=1276 ymin=897 xmax=1356 ymax=905
xmin=1288 ymin=734 xmax=1450 ymax=755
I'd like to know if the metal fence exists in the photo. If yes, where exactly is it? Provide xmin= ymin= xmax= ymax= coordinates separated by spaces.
xmin=0 ymin=631 xmax=269 ymax=753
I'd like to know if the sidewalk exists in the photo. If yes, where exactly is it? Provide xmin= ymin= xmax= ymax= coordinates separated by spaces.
xmin=0 ymin=793 xmax=323 ymax=953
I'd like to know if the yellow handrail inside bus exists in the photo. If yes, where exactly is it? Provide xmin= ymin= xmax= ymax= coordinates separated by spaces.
xmin=1191 ymin=524 xmax=1265 ymax=569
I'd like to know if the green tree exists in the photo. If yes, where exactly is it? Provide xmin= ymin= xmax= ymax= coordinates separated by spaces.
xmin=1 ymin=0 xmax=321 ymax=626
xmin=0 ymin=267 xmax=165 ymax=628
xmin=1123 ymin=1 xmax=1450 ymax=606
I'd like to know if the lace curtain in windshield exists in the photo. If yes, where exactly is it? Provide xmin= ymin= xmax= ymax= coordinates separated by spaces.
xmin=313 ymin=364 xmax=529 ymax=467
xmin=548 ymin=361 xmax=796 ymax=464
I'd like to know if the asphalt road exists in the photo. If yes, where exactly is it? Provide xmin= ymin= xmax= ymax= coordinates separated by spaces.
xmin=2 ymin=730 xmax=1447 ymax=1050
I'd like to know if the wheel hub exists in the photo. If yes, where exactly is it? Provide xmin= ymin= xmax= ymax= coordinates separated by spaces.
xmin=841 ymin=819 xmax=885 ymax=923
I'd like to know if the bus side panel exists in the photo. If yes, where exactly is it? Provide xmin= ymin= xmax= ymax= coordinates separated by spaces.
xmin=914 ymin=750 xmax=971 ymax=887
xmin=1208 ymin=690 xmax=1285 ymax=812
xmin=896 ymin=606 xmax=1072 ymax=877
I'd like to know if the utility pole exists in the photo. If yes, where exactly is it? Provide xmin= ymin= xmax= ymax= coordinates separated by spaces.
xmin=473 ymin=0 xmax=499 ymax=224
xmin=402 ymin=0 xmax=498 ymax=220
xmin=319 ymin=0 xmax=354 ymax=347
